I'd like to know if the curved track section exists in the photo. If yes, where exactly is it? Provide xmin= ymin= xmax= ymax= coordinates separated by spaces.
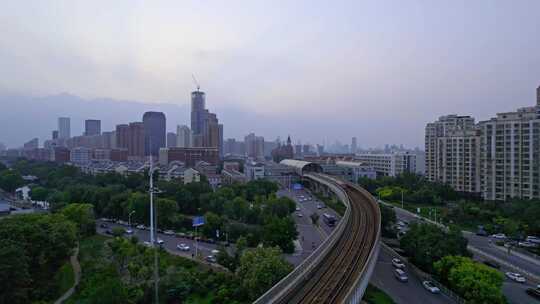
xmin=254 ymin=173 xmax=381 ymax=304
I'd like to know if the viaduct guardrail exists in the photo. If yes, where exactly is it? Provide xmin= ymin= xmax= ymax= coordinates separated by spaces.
xmin=253 ymin=173 xmax=381 ymax=304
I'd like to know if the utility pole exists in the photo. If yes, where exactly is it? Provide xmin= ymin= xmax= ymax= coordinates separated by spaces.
xmin=401 ymin=189 xmax=404 ymax=209
xmin=149 ymin=154 xmax=159 ymax=304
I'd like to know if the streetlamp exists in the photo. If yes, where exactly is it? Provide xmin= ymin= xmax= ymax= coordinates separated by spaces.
xmin=128 ymin=210 xmax=136 ymax=227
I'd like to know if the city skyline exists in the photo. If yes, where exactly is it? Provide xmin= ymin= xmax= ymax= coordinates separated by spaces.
xmin=2 ymin=1 xmax=540 ymax=149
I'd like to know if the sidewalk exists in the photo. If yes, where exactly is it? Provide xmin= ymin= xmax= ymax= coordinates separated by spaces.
xmin=54 ymin=246 xmax=81 ymax=304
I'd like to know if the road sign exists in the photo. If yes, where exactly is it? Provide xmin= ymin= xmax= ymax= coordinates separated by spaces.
xmin=192 ymin=216 xmax=205 ymax=227
xmin=293 ymin=183 xmax=303 ymax=190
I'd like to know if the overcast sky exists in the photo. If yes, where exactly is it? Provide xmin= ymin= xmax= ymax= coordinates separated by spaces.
xmin=1 ymin=1 xmax=540 ymax=148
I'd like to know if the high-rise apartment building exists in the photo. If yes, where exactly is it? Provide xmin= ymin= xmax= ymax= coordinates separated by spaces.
xmin=425 ymin=115 xmax=476 ymax=182
xmin=479 ymin=103 xmax=540 ymax=200
xmin=115 ymin=124 xmax=129 ymax=150
xmin=128 ymin=122 xmax=145 ymax=158
xmin=84 ymin=119 xmax=101 ymax=136
xmin=177 ymin=125 xmax=191 ymax=148
xmin=58 ymin=117 xmax=71 ymax=139
xmin=245 ymin=133 xmax=265 ymax=159
xmin=143 ymin=112 xmax=166 ymax=156
xmin=351 ymin=137 xmax=358 ymax=154
xmin=426 ymin=86 xmax=540 ymax=200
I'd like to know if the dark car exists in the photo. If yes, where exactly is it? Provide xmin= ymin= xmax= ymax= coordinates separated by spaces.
xmin=105 ymin=229 xmax=112 ymax=235
xmin=526 ymin=287 xmax=540 ymax=300
xmin=100 ymin=223 xmax=109 ymax=228
xmin=483 ymin=260 xmax=501 ymax=269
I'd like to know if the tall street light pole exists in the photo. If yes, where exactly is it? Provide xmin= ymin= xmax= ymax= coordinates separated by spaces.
xmin=128 ymin=210 xmax=136 ymax=227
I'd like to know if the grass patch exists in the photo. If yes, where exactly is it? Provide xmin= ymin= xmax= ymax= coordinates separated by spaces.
xmin=364 ymin=284 xmax=395 ymax=304
xmin=53 ymin=260 xmax=75 ymax=297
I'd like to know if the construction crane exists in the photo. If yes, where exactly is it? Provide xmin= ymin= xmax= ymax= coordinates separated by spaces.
xmin=192 ymin=74 xmax=200 ymax=92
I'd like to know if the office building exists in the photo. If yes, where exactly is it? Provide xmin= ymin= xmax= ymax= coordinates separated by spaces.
xmin=191 ymin=90 xmax=206 ymax=146
xmin=351 ymin=137 xmax=358 ymax=154
xmin=167 ymin=132 xmax=177 ymax=148
xmin=84 ymin=119 xmax=101 ymax=136
xmin=143 ymin=111 xmax=166 ymax=156
xmin=355 ymin=152 xmax=418 ymax=177
xmin=101 ymin=131 xmax=116 ymax=149
xmin=58 ymin=117 xmax=71 ymax=139
xmin=52 ymin=130 xmax=59 ymax=140
xmin=224 ymin=138 xmax=245 ymax=156
xmin=177 ymin=125 xmax=191 ymax=148
xmin=244 ymin=161 xmax=265 ymax=181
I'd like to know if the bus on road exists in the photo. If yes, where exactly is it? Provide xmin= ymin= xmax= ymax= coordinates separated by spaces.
xmin=322 ymin=213 xmax=336 ymax=227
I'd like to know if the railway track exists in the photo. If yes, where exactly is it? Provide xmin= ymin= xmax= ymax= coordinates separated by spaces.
xmin=275 ymin=174 xmax=380 ymax=304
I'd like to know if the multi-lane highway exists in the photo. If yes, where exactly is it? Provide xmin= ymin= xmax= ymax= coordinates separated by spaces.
xmin=384 ymin=202 xmax=540 ymax=304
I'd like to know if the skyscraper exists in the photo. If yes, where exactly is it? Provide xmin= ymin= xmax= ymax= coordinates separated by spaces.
xmin=245 ymin=133 xmax=264 ymax=160
xmin=177 ymin=125 xmax=191 ymax=148
xmin=351 ymin=137 xmax=358 ymax=154
xmin=143 ymin=112 xmax=166 ymax=156
xmin=84 ymin=119 xmax=101 ymax=136
xmin=58 ymin=117 xmax=71 ymax=139
xmin=191 ymin=90 xmax=206 ymax=147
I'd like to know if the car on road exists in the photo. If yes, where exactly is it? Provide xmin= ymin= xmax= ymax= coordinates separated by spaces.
xmin=157 ymin=238 xmax=164 ymax=245
xmin=518 ymin=241 xmax=538 ymax=248
xmin=526 ymin=286 xmax=540 ymax=300
xmin=483 ymin=260 xmax=501 ymax=269
xmin=526 ymin=236 xmax=540 ymax=244
xmin=505 ymin=272 xmax=526 ymax=283
xmin=394 ymin=269 xmax=408 ymax=282
xmin=105 ymin=229 xmax=112 ymax=235
xmin=392 ymin=258 xmax=406 ymax=269
xmin=177 ymin=243 xmax=190 ymax=251
xmin=422 ymin=281 xmax=440 ymax=293
xmin=100 ymin=223 xmax=108 ymax=228
xmin=317 ymin=204 xmax=324 ymax=209
xmin=211 ymin=249 xmax=220 ymax=255
xmin=143 ymin=241 xmax=152 ymax=247
xmin=125 ymin=229 xmax=133 ymax=234
xmin=164 ymin=230 xmax=175 ymax=235
xmin=136 ymin=224 xmax=145 ymax=230
xmin=205 ymin=255 xmax=217 ymax=263
xmin=296 ymin=212 xmax=303 ymax=217
xmin=491 ymin=233 xmax=507 ymax=239
xmin=295 ymin=207 xmax=300 ymax=211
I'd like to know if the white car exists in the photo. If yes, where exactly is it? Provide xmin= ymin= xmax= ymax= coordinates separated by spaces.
xmin=519 ymin=241 xmax=539 ymax=248
xmin=506 ymin=272 xmax=526 ymax=283
xmin=296 ymin=212 xmax=303 ymax=217
xmin=526 ymin=236 xmax=540 ymax=244
xmin=177 ymin=243 xmax=190 ymax=251
xmin=164 ymin=230 xmax=175 ymax=235
xmin=157 ymin=238 xmax=165 ymax=245
xmin=136 ymin=224 xmax=145 ymax=230
xmin=392 ymin=258 xmax=405 ymax=269
xmin=125 ymin=229 xmax=133 ymax=234
xmin=143 ymin=241 xmax=152 ymax=247
xmin=491 ymin=233 xmax=507 ymax=239
xmin=295 ymin=207 xmax=300 ymax=211
xmin=211 ymin=249 xmax=220 ymax=255
xmin=423 ymin=281 xmax=440 ymax=293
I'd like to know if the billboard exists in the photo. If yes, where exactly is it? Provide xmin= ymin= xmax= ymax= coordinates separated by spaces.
xmin=293 ymin=183 xmax=303 ymax=190
xmin=192 ymin=216 xmax=205 ymax=227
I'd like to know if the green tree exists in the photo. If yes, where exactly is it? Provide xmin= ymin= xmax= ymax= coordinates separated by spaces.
xmin=0 ymin=169 xmax=24 ymax=192
xmin=310 ymin=212 xmax=320 ymax=226
xmin=434 ymin=256 xmax=505 ymax=304
xmin=30 ymin=186 xmax=49 ymax=201
xmin=156 ymin=198 xmax=179 ymax=229
xmin=400 ymin=223 xmax=469 ymax=273
xmin=112 ymin=226 xmax=126 ymax=237
xmin=380 ymin=204 xmax=397 ymax=238
xmin=236 ymin=246 xmax=293 ymax=300
xmin=262 ymin=216 xmax=298 ymax=253
xmin=0 ymin=240 xmax=31 ymax=304
xmin=61 ymin=203 xmax=96 ymax=237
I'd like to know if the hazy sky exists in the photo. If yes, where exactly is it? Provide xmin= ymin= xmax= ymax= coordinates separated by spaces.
xmin=1 ymin=1 xmax=540 ymax=147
